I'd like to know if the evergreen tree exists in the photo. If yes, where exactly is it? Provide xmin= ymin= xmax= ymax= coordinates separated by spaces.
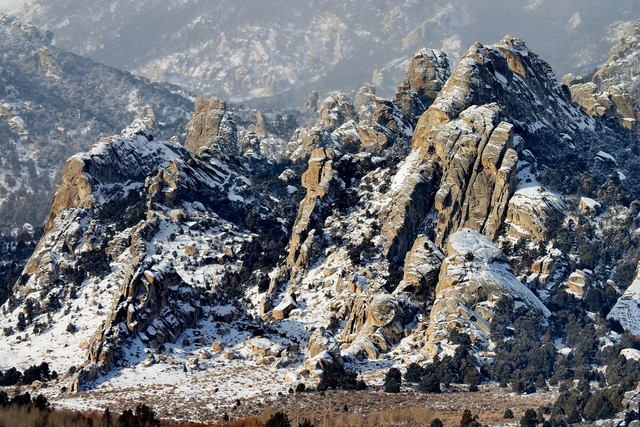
xmin=521 ymin=409 xmax=539 ymax=427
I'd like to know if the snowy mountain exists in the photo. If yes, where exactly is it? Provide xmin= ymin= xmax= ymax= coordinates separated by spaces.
xmin=7 ymin=0 xmax=639 ymax=104
xmin=1 ymin=11 xmax=640 ymax=426
xmin=0 ymin=13 xmax=194 ymax=233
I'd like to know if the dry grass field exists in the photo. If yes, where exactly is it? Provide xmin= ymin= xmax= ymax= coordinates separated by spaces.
xmin=46 ymin=383 xmax=561 ymax=426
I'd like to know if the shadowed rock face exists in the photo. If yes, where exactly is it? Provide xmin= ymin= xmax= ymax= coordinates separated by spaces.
xmin=88 ymin=258 xmax=201 ymax=367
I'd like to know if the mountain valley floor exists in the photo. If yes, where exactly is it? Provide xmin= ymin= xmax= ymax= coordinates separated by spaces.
xmin=3 ymin=381 xmax=561 ymax=426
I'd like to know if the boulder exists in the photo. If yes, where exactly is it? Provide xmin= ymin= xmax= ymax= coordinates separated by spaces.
xmin=272 ymin=295 xmax=297 ymax=320
xmin=566 ymin=269 xmax=594 ymax=297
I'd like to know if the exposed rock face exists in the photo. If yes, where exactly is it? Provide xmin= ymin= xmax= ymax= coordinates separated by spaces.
xmin=303 ymin=91 xmax=319 ymax=113
xmin=287 ymin=125 xmax=332 ymax=162
xmin=341 ymin=294 xmax=405 ymax=360
xmin=593 ymin=21 xmax=640 ymax=104
xmin=285 ymin=148 xmax=343 ymax=280
xmin=430 ymin=106 xmax=519 ymax=247
xmin=394 ymin=235 xmax=444 ymax=301
xmin=562 ymin=21 xmax=640 ymax=133
xmin=88 ymin=258 xmax=201 ymax=366
xmin=565 ymin=269 xmax=594 ymax=297
xmin=423 ymin=229 xmax=549 ymax=358
xmin=608 ymin=262 xmax=640 ymax=335
xmin=564 ymin=77 xmax=640 ymax=132
xmin=394 ymin=48 xmax=450 ymax=125
xmin=185 ymin=96 xmax=238 ymax=156
xmin=318 ymin=92 xmax=357 ymax=132
xmin=505 ymin=185 xmax=565 ymax=242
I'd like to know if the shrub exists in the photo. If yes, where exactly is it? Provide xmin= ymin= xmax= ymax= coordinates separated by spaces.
xmin=22 ymin=362 xmax=50 ymax=384
xmin=384 ymin=378 xmax=400 ymax=393
xmin=316 ymin=362 xmax=361 ymax=391
xmin=504 ymin=409 xmax=514 ymax=419
xmin=431 ymin=419 xmax=444 ymax=427
xmin=417 ymin=375 xmax=441 ymax=393
xmin=583 ymin=392 xmax=616 ymax=421
xmin=265 ymin=412 xmax=291 ymax=427
xmin=11 ymin=392 xmax=31 ymax=406
xmin=520 ymin=409 xmax=538 ymax=427
xmin=0 ymin=367 xmax=22 ymax=386
xmin=405 ymin=362 xmax=425 ymax=383
xmin=460 ymin=409 xmax=479 ymax=427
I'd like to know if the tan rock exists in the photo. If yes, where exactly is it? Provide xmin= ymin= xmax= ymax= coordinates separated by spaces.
xmin=394 ymin=48 xmax=450 ymax=125
xmin=566 ymin=269 xmax=594 ymax=297
xmin=171 ymin=209 xmax=187 ymax=222
xmin=395 ymin=235 xmax=444 ymax=300
xmin=272 ymin=295 xmax=297 ymax=321
xmin=303 ymin=91 xmax=319 ymax=113
xmin=185 ymin=96 xmax=238 ymax=156
xmin=423 ymin=229 xmax=550 ymax=359
xmin=285 ymin=148 xmax=343 ymax=280
xmin=318 ymin=92 xmax=357 ymax=131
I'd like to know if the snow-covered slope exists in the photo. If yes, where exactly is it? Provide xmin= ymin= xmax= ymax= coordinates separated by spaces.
xmin=0 ymin=13 xmax=194 ymax=232
xmin=608 ymin=262 xmax=640 ymax=335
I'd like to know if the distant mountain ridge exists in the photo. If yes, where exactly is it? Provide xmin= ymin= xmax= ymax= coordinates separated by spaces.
xmin=8 ymin=0 xmax=639 ymax=104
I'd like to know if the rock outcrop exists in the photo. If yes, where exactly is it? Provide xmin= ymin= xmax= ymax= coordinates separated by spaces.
xmin=285 ymin=148 xmax=343 ymax=281
xmin=423 ymin=229 xmax=549 ymax=358
xmin=88 ymin=258 xmax=201 ymax=366
xmin=394 ymin=48 xmax=450 ymax=125
xmin=608 ymin=262 xmax=640 ymax=336
xmin=394 ymin=235 xmax=444 ymax=301
xmin=563 ymin=76 xmax=640 ymax=132
xmin=318 ymin=92 xmax=357 ymax=132
xmin=341 ymin=294 xmax=405 ymax=360
xmin=592 ymin=21 xmax=640 ymax=104
xmin=185 ymin=96 xmax=238 ymax=156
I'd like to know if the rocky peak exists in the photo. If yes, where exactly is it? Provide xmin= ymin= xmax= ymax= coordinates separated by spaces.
xmin=593 ymin=20 xmax=640 ymax=102
xmin=563 ymin=21 xmax=640 ymax=133
xmin=185 ymin=96 xmax=238 ymax=157
xmin=412 ymin=36 xmax=589 ymax=150
xmin=318 ymin=92 xmax=358 ymax=131
xmin=394 ymin=48 xmax=450 ymax=125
